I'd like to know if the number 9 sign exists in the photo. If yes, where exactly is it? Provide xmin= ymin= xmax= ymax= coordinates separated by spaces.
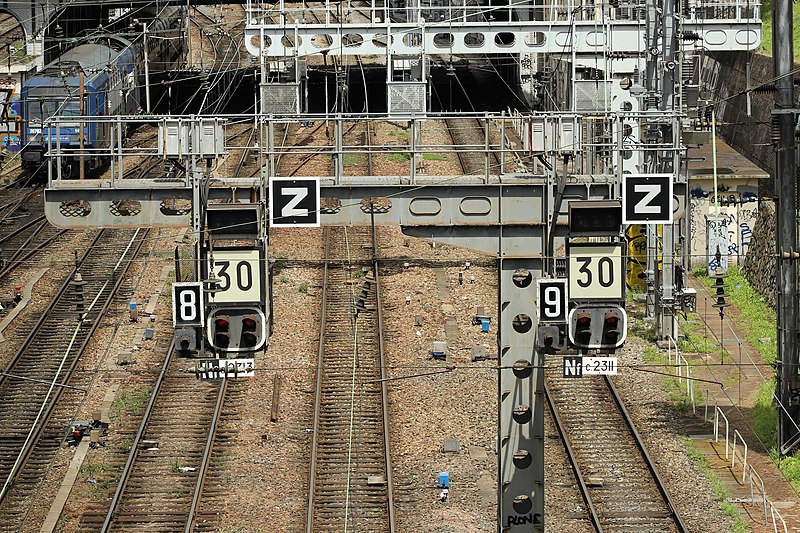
xmin=537 ymin=279 xmax=567 ymax=323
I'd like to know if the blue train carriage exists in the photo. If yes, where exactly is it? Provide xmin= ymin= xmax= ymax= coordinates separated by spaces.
xmin=21 ymin=37 xmax=140 ymax=177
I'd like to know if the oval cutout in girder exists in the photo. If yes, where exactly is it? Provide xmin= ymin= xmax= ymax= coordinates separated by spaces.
xmin=342 ymin=33 xmax=364 ymax=47
xmin=312 ymin=34 xmax=333 ymax=48
xmin=409 ymin=197 xmax=442 ymax=216
xmin=160 ymin=198 xmax=192 ymax=216
xmin=110 ymin=199 xmax=142 ymax=217
xmin=524 ymin=32 xmax=545 ymax=46
xmin=460 ymin=196 xmax=491 ymax=216
xmin=433 ymin=33 xmax=454 ymax=48
xmin=59 ymin=200 xmax=91 ymax=217
xmin=465 ymin=33 xmax=485 ymax=48
xmin=494 ymin=32 xmax=515 ymax=47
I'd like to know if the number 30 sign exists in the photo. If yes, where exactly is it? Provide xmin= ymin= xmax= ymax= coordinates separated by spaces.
xmin=567 ymin=243 xmax=625 ymax=300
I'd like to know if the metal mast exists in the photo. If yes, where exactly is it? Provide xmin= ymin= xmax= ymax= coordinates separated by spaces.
xmin=773 ymin=0 xmax=800 ymax=455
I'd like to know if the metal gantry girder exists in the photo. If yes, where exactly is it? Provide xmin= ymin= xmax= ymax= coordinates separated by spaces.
xmin=243 ymin=0 xmax=761 ymax=58
xmin=40 ymin=98 xmax=681 ymax=533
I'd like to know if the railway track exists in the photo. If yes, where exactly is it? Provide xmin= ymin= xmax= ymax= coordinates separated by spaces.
xmin=307 ymin=226 xmax=395 ymax=533
xmin=545 ymin=370 xmax=687 ymax=532
xmin=84 ymin=347 xmax=243 ymax=531
xmin=0 ymin=229 xmax=146 ymax=529
xmin=0 ymin=188 xmax=68 ymax=280
xmin=445 ymin=117 xmax=502 ymax=176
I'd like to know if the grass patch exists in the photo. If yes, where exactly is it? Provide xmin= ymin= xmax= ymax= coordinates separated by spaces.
xmin=696 ymin=266 xmax=777 ymax=365
xmin=753 ymin=379 xmax=777 ymax=451
xmin=343 ymin=153 xmax=363 ymax=165
xmin=677 ymin=314 xmax=718 ymax=355
xmin=422 ymin=152 xmax=448 ymax=161
xmin=298 ymin=282 xmax=308 ymax=294
xmin=110 ymin=387 xmax=150 ymax=420
xmin=387 ymin=151 xmax=411 ymax=162
xmin=279 ymin=275 xmax=289 ymax=284
xmin=777 ymin=453 xmax=800 ymax=494
xmin=759 ymin=3 xmax=800 ymax=59
xmin=79 ymin=463 xmax=107 ymax=476
xmin=684 ymin=437 xmax=750 ymax=532
xmin=270 ymin=253 xmax=288 ymax=275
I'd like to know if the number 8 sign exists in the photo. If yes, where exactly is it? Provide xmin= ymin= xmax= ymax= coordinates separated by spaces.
xmin=173 ymin=282 xmax=204 ymax=326
xmin=537 ymin=279 xmax=568 ymax=323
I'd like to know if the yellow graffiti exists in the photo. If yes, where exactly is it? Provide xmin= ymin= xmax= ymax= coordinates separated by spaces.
xmin=625 ymin=224 xmax=662 ymax=291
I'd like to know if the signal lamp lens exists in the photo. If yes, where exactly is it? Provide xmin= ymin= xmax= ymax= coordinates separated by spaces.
xmin=215 ymin=318 xmax=230 ymax=330
xmin=242 ymin=318 xmax=257 ymax=330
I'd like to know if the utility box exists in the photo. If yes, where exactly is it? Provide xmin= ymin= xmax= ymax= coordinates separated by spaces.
xmin=431 ymin=341 xmax=447 ymax=360
xmin=438 ymin=471 xmax=450 ymax=488
xmin=161 ymin=119 xmax=191 ymax=158
xmin=681 ymin=287 xmax=697 ymax=313
xmin=199 ymin=118 xmax=226 ymax=159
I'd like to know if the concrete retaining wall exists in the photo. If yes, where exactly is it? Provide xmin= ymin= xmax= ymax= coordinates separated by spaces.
xmin=699 ymin=52 xmax=793 ymax=304
xmin=741 ymin=200 xmax=776 ymax=309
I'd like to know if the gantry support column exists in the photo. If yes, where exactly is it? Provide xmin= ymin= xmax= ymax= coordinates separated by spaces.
xmin=773 ymin=0 xmax=800 ymax=454
xmin=498 ymin=258 xmax=544 ymax=532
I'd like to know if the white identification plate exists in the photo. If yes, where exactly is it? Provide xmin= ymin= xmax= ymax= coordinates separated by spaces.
xmin=197 ymin=358 xmax=255 ymax=378
xmin=582 ymin=357 xmax=617 ymax=375
xmin=208 ymin=249 xmax=263 ymax=304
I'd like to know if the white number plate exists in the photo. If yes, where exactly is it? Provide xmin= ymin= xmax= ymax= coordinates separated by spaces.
xmin=582 ymin=357 xmax=617 ymax=375
xmin=568 ymin=243 xmax=624 ymax=300
xmin=197 ymin=358 xmax=255 ymax=378
xmin=208 ymin=249 xmax=263 ymax=304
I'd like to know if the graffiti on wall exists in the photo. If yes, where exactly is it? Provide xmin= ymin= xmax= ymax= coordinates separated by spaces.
xmin=0 ymin=80 xmax=21 ymax=153
xmin=689 ymin=186 xmax=759 ymax=269
xmin=625 ymin=224 xmax=662 ymax=291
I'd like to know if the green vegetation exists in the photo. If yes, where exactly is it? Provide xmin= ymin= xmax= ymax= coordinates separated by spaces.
xmin=759 ymin=3 xmax=800 ymax=59
xmin=110 ymin=387 xmax=151 ymax=420
xmin=171 ymin=459 xmax=182 ymax=473
xmin=777 ymin=452 xmax=800 ymax=494
xmin=388 ymin=129 xmax=409 ymax=142
xmin=343 ymin=153 xmax=363 ymax=165
xmin=279 ymin=275 xmax=289 ymax=284
xmin=270 ymin=253 xmax=288 ymax=275
xmin=753 ymin=380 xmax=777 ymax=450
xmin=684 ymin=438 xmax=751 ymax=532
xmin=79 ymin=463 xmax=107 ymax=476
xmin=677 ymin=313 xmax=718 ymax=355
xmin=422 ymin=153 xmax=448 ymax=161
xmin=695 ymin=266 xmax=777 ymax=365
xmin=387 ymin=151 xmax=411 ymax=162
xmin=298 ymin=282 xmax=308 ymax=294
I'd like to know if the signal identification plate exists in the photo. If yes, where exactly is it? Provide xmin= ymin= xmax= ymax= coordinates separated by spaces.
xmin=196 ymin=358 xmax=255 ymax=379
xmin=582 ymin=357 xmax=617 ymax=375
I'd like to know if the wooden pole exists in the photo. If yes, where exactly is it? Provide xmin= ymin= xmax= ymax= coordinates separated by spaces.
xmin=270 ymin=375 xmax=282 ymax=422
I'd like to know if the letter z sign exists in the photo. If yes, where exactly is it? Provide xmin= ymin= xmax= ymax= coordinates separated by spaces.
xmin=623 ymin=174 xmax=672 ymax=224
xmin=269 ymin=177 xmax=320 ymax=227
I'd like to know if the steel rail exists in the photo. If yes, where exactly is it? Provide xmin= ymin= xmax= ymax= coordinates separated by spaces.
xmin=604 ymin=375 xmax=689 ymax=533
xmin=544 ymin=382 xmax=603 ymax=532
xmin=185 ymin=377 xmax=229 ymax=532
xmin=371 ymin=214 xmax=396 ymax=532
xmin=100 ymin=342 xmax=177 ymax=532
xmin=0 ymin=226 xmax=69 ymax=280
xmin=305 ymin=228 xmax=330 ymax=533
xmin=0 ymin=229 xmax=145 ymax=506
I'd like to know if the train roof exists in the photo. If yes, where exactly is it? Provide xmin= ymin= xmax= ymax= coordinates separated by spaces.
xmin=39 ymin=41 xmax=134 ymax=76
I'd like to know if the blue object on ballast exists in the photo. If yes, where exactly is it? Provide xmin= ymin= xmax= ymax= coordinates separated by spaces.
xmin=438 ymin=471 xmax=450 ymax=488
xmin=481 ymin=319 xmax=490 ymax=333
